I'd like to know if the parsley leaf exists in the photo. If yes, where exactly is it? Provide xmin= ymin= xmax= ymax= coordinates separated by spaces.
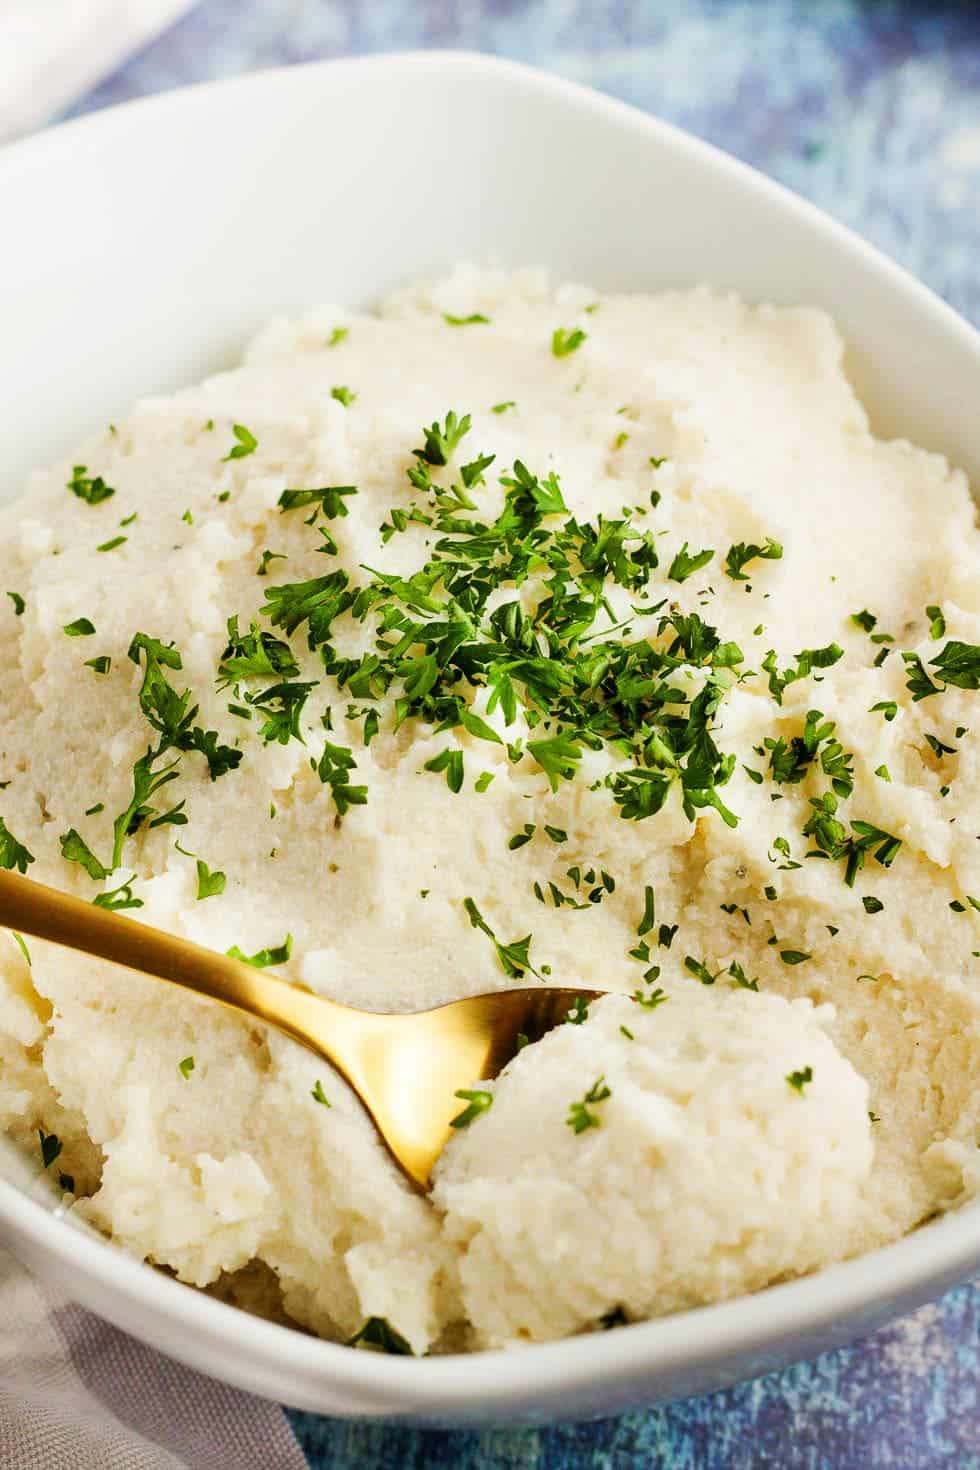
xmin=195 ymin=860 xmax=226 ymax=900
xmin=463 ymin=896 xmax=539 ymax=979
xmin=444 ymin=313 xmax=490 ymax=326
xmin=724 ymin=539 xmax=783 ymax=581
xmin=926 ymin=605 xmax=946 ymax=640
xmin=566 ymin=1077 xmax=611 ymax=1133
xmin=668 ymin=543 xmax=714 ymax=583
xmin=222 ymin=424 xmax=258 ymax=461
xmin=317 ymin=741 xmax=368 ymax=816
xmin=64 ymin=618 xmax=95 ymax=637
xmin=67 ymin=465 xmax=115 ymax=505
xmin=0 ymin=817 xmax=34 ymax=873
xmin=762 ymin=643 xmax=843 ymax=704
xmin=93 ymin=878 xmax=143 ymax=911
xmin=414 ymin=411 xmax=471 ymax=467
xmin=346 ymin=1318 xmax=413 ymax=1355
xmin=227 ymin=934 xmax=293 ymax=969
xmin=552 ymin=327 xmax=587 ymax=358
xmin=450 ymin=1089 xmax=493 ymax=1127
xmin=59 ymin=829 xmax=107 ymax=881
xmin=38 ymin=1129 xmax=62 ymax=1169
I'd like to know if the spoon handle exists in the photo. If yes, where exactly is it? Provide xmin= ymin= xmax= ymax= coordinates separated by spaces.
xmin=0 ymin=867 xmax=361 ymax=1060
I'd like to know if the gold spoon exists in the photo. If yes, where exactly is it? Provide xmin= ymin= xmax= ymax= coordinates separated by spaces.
xmin=0 ymin=869 xmax=600 ymax=1188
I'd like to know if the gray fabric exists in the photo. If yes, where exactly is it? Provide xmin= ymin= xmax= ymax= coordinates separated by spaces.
xmin=0 ymin=1250 xmax=309 ymax=1469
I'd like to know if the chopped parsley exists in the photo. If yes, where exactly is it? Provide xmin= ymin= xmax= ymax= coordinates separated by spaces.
xmin=724 ymin=539 xmax=783 ymax=581
xmin=668 ymin=543 xmax=714 ymax=583
xmin=6 ymin=592 xmax=24 ymax=616
xmin=178 ymin=1056 xmax=195 ymax=1079
xmin=222 ymin=424 xmax=258 ymax=461
xmin=195 ymin=860 xmax=226 ymax=900
xmin=926 ymin=605 xmax=946 ymax=640
xmin=450 ymin=1089 xmax=493 ymax=1127
xmin=101 ymin=633 xmax=241 ymax=872
xmin=633 ymin=986 xmax=668 ymax=1009
xmin=904 ymin=640 xmax=980 ymax=700
xmin=508 ymin=823 xmax=535 ymax=850
xmin=924 ymin=732 xmax=956 ymax=758
xmin=227 ymin=934 xmax=293 ymax=968
xmin=779 ymin=950 xmax=811 ymax=965
xmin=684 ymin=955 xmax=721 ymax=985
xmin=414 ymin=410 xmax=471 ymax=466
xmin=566 ymin=1077 xmax=611 ymax=1133
xmin=565 ymin=996 xmax=590 ymax=1025
xmin=862 ymin=895 xmax=884 ymax=913
xmin=85 ymin=655 xmax=111 ymax=675
xmin=444 ymin=313 xmax=490 ymax=326
xmin=97 ymin=535 xmax=127 ymax=553
xmin=763 ymin=644 xmax=843 ymax=704
xmin=38 ymin=1128 xmax=62 ymax=1169
xmin=63 ymin=618 xmax=95 ymax=637
xmin=330 ymin=385 xmax=357 ymax=407
xmin=786 ymin=1066 xmax=813 ymax=1094
xmin=59 ymin=829 xmax=107 ymax=881
xmin=551 ymin=327 xmax=587 ymax=358
xmin=491 ymin=400 xmax=516 ymax=414
xmin=423 ymin=746 xmax=464 ymax=793
xmin=67 ymin=465 xmax=115 ymax=505
xmin=327 ymin=327 xmax=348 ymax=348
xmin=346 ymin=1318 xmax=413 ymax=1355
xmin=317 ymin=741 xmax=367 ymax=815
xmin=312 ymin=1079 xmax=331 ymax=1107
xmin=463 ymin=896 xmax=539 ymax=979
xmin=93 ymin=878 xmax=143 ymax=911
xmin=0 ymin=817 xmax=34 ymax=873
xmin=256 ymin=549 xmax=287 ymax=577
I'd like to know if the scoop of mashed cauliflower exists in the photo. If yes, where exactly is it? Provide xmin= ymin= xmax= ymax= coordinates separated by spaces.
xmin=434 ymin=986 xmax=872 ymax=1347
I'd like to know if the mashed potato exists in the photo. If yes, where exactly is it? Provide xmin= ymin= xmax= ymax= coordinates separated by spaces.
xmin=0 ymin=267 xmax=978 ymax=1353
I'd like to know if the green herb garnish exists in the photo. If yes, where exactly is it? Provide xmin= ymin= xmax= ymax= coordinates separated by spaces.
xmin=567 ymin=1077 xmax=611 ymax=1133
xmin=724 ymin=539 xmax=783 ymax=581
xmin=195 ymin=860 xmax=226 ymax=900
xmin=450 ymin=1089 xmax=493 ymax=1127
xmin=68 ymin=465 xmax=115 ymax=505
xmin=0 ymin=817 xmax=34 ymax=874
xmin=222 ymin=424 xmax=258 ymax=461
xmin=227 ymin=934 xmax=293 ymax=968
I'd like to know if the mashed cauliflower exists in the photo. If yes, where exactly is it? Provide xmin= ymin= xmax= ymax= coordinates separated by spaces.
xmin=0 ymin=267 xmax=978 ymax=1353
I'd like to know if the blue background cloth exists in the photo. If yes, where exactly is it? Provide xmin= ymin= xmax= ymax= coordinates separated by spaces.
xmin=68 ymin=4 xmax=980 ymax=1465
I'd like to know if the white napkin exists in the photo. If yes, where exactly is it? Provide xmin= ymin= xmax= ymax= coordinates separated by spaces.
xmin=0 ymin=1 xmax=198 ymax=143
xmin=0 ymin=1249 xmax=310 ymax=1469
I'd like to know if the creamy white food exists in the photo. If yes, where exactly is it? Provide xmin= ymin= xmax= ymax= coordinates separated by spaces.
xmin=1 ymin=267 xmax=978 ymax=1353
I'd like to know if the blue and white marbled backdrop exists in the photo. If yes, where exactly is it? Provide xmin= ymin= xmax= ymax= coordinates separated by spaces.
xmin=67 ymin=4 xmax=980 ymax=1466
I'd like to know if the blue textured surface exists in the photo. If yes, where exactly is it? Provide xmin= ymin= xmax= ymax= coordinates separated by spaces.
xmin=67 ymin=4 xmax=980 ymax=1465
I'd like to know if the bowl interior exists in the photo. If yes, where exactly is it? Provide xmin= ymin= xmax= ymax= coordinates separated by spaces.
xmin=0 ymin=51 xmax=978 ymax=1422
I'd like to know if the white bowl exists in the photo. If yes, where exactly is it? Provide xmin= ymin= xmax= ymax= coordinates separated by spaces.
xmin=0 ymin=51 xmax=978 ymax=1425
